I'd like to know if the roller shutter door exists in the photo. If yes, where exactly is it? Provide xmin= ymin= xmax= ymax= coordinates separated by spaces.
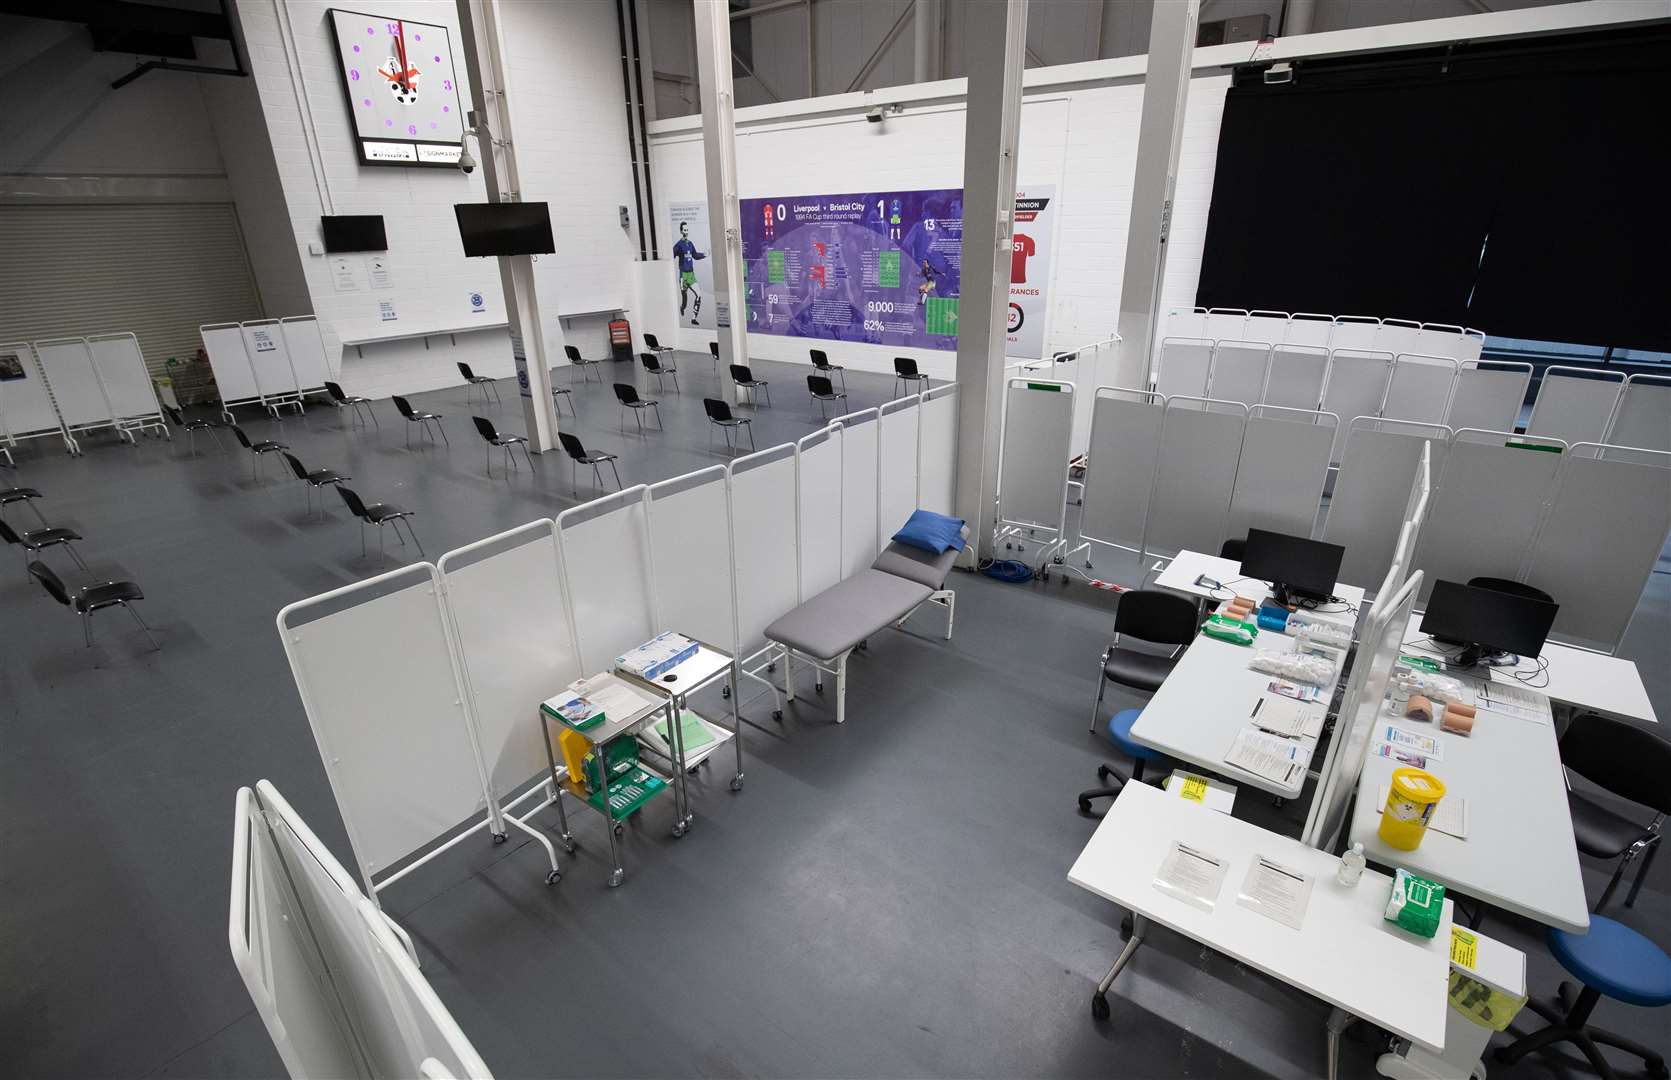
xmin=0 ymin=203 xmax=263 ymax=379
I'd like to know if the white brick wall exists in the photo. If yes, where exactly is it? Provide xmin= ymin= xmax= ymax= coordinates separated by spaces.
xmin=647 ymin=74 xmax=1231 ymax=381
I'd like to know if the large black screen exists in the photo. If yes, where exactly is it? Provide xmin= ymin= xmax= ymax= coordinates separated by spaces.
xmin=321 ymin=215 xmax=388 ymax=253
xmin=454 ymin=202 xmax=556 ymax=258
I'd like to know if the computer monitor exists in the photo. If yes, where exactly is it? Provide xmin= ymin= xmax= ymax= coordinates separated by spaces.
xmin=1419 ymin=579 xmax=1559 ymax=668
xmin=454 ymin=202 xmax=556 ymax=257
xmin=1239 ymin=528 xmax=1345 ymax=607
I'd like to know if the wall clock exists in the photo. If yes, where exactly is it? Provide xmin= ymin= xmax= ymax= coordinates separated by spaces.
xmin=328 ymin=8 xmax=466 ymax=167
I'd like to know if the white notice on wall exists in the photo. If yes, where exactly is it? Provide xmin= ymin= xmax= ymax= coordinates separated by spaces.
xmin=1153 ymin=841 xmax=1228 ymax=913
xmin=331 ymin=257 xmax=359 ymax=292
xmin=368 ymin=256 xmax=392 ymax=289
xmin=379 ymin=300 xmax=398 ymax=323
xmin=715 ymin=299 xmax=731 ymax=329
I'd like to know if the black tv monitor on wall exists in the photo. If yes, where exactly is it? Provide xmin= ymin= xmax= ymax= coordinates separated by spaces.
xmin=321 ymin=215 xmax=388 ymax=253
xmin=454 ymin=202 xmax=555 ymax=257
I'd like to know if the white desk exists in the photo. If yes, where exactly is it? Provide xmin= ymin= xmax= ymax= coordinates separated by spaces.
xmin=1070 ymin=782 xmax=1452 ymax=1079
xmin=1347 ymin=687 xmax=1590 ymax=933
xmin=1402 ymin=612 xmax=1658 ymax=725
xmin=1132 ymin=550 xmax=1365 ymax=798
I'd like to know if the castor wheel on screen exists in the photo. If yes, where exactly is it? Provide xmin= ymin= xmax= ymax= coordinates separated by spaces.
xmin=730 ymin=775 xmax=744 ymax=791
xmin=492 ymin=832 xmax=507 ymax=845
xmin=614 ymin=822 xmax=625 ymax=837
xmin=545 ymin=869 xmax=561 ymax=885
xmin=772 ymin=709 xmax=783 ymax=721
xmin=1077 ymin=796 xmax=1093 ymax=814
xmin=1120 ymin=913 xmax=1134 ymax=939
xmin=1091 ymin=993 xmax=1110 ymax=1021
xmin=815 ymin=683 xmax=824 ymax=695
xmin=1053 ymin=555 xmax=1065 ymax=564
xmin=721 ymin=685 xmax=731 ymax=699
xmin=767 ymin=662 xmax=776 ymax=672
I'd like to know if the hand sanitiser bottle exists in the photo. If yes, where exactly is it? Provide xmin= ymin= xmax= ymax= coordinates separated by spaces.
xmin=1337 ymin=842 xmax=1366 ymax=886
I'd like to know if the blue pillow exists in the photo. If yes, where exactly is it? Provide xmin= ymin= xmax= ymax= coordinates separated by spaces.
xmin=892 ymin=509 xmax=967 ymax=554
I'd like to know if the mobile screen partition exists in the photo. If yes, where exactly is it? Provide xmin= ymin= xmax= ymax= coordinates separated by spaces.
xmin=996 ymin=378 xmax=1074 ymax=566
xmin=555 ymin=487 xmax=656 ymax=673
xmin=1079 ymin=388 xmax=1166 ymax=561
xmin=0 ymin=342 xmax=72 ymax=451
xmin=1323 ymin=419 xmax=1449 ymax=595
xmin=1381 ymin=355 xmax=1459 ymax=425
xmin=729 ymin=443 xmax=800 ymax=660
xmin=231 ymin=781 xmax=494 ymax=1079
xmin=1446 ymin=361 xmax=1531 ymax=435
xmin=201 ymin=322 xmax=265 ymax=419
xmin=877 ymin=396 xmax=920 ymax=540
xmin=1140 ymin=396 xmax=1246 ymax=560
xmin=32 ymin=337 xmax=116 ymax=440
xmin=243 ymin=320 xmax=304 ymax=414
xmin=282 ymin=316 xmax=335 ymax=396
xmin=917 ymin=385 xmax=957 ymax=516
xmin=1525 ymin=366 xmax=1624 ymax=447
xmin=797 ymin=427 xmax=844 ymax=601
xmin=836 ymin=409 xmax=881 ymax=578
xmin=1606 ymin=374 xmax=1671 ymax=453
xmin=85 ymin=333 xmax=167 ymax=435
xmin=1224 ymin=406 xmax=1336 ymax=543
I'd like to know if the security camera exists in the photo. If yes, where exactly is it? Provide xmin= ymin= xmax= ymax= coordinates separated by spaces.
xmin=458 ymin=144 xmax=476 ymax=174
xmin=864 ymin=103 xmax=903 ymax=124
xmin=865 ymin=107 xmax=884 ymax=123
xmin=1263 ymin=61 xmax=1294 ymax=85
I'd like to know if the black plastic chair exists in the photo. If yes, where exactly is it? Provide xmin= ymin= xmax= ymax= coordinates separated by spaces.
xmin=228 ymin=424 xmax=289 ymax=481
xmin=335 ymin=486 xmax=423 ymax=562
xmin=893 ymin=356 xmax=930 ymax=399
xmin=29 ymin=559 xmax=156 ymax=649
xmin=1559 ymin=712 xmax=1670 ymax=912
xmin=1078 ymin=590 xmax=1200 ymax=812
xmin=564 ymin=344 xmax=604 ymax=384
xmin=164 ymin=406 xmax=224 ymax=456
xmin=558 ymin=431 xmax=622 ymax=494
xmin=730 ymin=364 xmax=771 ymax=407
xmin=808 ymin=374 xmax=846 ymax=420
xmin=707 ymin=341 xmax=720 ymax=374
xmin=640 ymin=351 xmax=680 ymax=394
xmin=0 ymin=485 xmax=49 ymax=528
xmin=1219 ymin=536 xmax=1246 ymax=562
xmin=613 ymin=383 xmax=662 ymax=432
xmin=549 ymin=380 xmax=576 ymax=417
xmin=458 ymin=362 xmax=501 ymax=405
xmin=644 ymin=332 xmax=675 ymax=368
xmin=704 ymin=398 xmax=755 ymax=455
xmin=282 ymin=452 xmax=349 ymax=518
xmin=810 ymin=348 xmax=846 ymax=393
xmin=392 ymin=395 xmax=448 ymax=448
xmin=1 ymin=516 xmax=88 ymax=575
xmin=472 ymin=416 xmax=534 ymax=476
xmin=325 ymin=381 xmax=377 ymax=427
xmin=1432 ymin=576 xmax=1557 ymax=647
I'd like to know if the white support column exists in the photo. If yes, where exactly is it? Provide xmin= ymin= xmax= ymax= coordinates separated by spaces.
xmin=1111 ymin=0 xmax=1199 ymax=390
xmin=953 ymin=0 xmax=1027 ymax=561
xmin=456 ymin=0 xmax=561 ymax=451
xmin=693 ymin=0 xmax=747 ymax=405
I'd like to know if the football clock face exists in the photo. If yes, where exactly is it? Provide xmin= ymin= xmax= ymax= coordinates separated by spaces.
xmin=329 ymin=8 xmax=465 ymax=166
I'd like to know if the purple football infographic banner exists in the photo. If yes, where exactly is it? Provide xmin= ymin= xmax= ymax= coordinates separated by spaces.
xmin=739 ymin=189 xmax=966 ymax=351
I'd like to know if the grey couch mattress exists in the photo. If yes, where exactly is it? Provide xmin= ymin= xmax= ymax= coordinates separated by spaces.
xmin=764 ymin=569 xmax=931 ymax=660
xmin=868 ymin=524 xmax=969 ymax=590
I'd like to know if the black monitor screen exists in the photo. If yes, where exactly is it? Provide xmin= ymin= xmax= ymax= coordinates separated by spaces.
xmin=321 ymin=215 xmax=387 ymax=253
xmin=454 ymin=202 xmax=555 ymax=257
xmin=1240 ymin=528 xmax=1345 ymax=601
xmin=1419 ymin=580 xmax=1559 ymax=660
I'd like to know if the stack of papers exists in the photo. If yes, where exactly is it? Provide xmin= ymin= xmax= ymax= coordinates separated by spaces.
xmin=1224 ymin=728 xmax=1306 ymax=788
xmin=1473 ymin=681 xmax=1551 ymax=725
xmin=1250 ymin=696 xmax=1325 ymax=739
xmin=1163 ymin=771 xmax=1238 ymax=815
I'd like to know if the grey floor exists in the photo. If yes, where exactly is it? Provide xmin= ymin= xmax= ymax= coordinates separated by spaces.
xmin=2 ymin=351 xmax=1666 ymax=1080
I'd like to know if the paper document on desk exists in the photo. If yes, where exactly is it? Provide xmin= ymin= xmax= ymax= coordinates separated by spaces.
xmin=1223 ymin=728 xmax=1307 ymax=788
xmin=1249 ymin=696 xmax=1325 ymax=739
xmin=1237 ymin=854 xmax=1314 ymax=930
xmin=1163 ymin=771 xmax=1238 ymax=814
xmin=1473 ymin=681 xmax=1551 ymax=725
xmin=1378 ymin=786 xmax=1469 ymax=839
xmin=1154 ymin=840 xmax=1228 ymax=913
xmin=566 ymin=673 xmax=662 ymax=730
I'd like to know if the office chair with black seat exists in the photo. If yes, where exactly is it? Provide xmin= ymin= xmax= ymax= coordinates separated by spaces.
xmin=640 ymin=351 xmax=680 ymax=394
xmin=1219 ymin=536 xmax=1246 ymax=562
xmin=1077 ymin=589 xmax=1200 ymax=814
xmin=704 ymin=397 xmax=754 ymax=455
xmin=0 ymin=516 xmax=88 ymax=575
xmin=457 ymin=362 xmax=501 ymax=405
xmin=0 ymin=485 xmax=50 ymax=527
xmin=558 ymin=432 xmax=622 ymax=494
xmin=164 ymin=406 xmax=225 ymax=456
xmin=335 ymin=486 xmax=424 ymax=562
xmin=471 ymin=416 xmax=534 ymax=476
xmin=613 ymin=383 xmax=662 ymax=432
xmin=324 ymin=381 xmax=377 ymax=427
xmin=893 ymin=356 xmax=929 ymax=399
xmin=281 ymin=453 xmax=350 ymax=519
xmin=730 ymin=364 xmax=770 ymax=407
xmin=392 ymin=395 xmax=448 ymax=448
xmin=810 ymin=348 xmax=846 ymax=393
xmin=707 ymin=341 xmax=720 ymax=375
xmin=29 ymin=560 xmax=158 ymax=650
xmin=1559 ymin=712 xmax=1670 ymax=912
xmin=564 ymin=344 xmax=604 ymax=384
xmin=808 ymin=374 xmax=846 ymax=420
xmin=228 ymin=424 xmax=289 ymax=481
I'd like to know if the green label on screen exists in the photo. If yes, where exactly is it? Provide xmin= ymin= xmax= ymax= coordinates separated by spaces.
xmin=767 ymin=249 xmax=786 ymax=284
xmin=878 ymin=250 xmax=901 ymax=288
xmin=924 ymin=297 xmax=959 ymax=337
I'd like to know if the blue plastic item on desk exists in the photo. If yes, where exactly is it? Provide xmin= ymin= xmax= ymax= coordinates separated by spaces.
xmin=1257 ymin=607 xmax=1290 ymax=633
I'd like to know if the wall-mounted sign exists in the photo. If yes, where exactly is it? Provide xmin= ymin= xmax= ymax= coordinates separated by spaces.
xmin=331 ymin=256 xmax=360 ymax=292
xmin=379 ymin=300 xmax=398 ymax=322
xmin=469 ymin=291 xmax=486 ymax=313
xmin=368 ymin=255 xmax=392 ymax=289
xmin=252 ymin=329 xmax=277 ymax=352
xmin=328 ymin=8 xmax=466 ymax=168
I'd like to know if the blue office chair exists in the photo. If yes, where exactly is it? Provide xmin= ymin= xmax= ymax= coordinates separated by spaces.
xmin=1077 ymin=589 xmax=1196 ymax=814
xmin=1495 ymin=915 xmax=1671 ymax=1079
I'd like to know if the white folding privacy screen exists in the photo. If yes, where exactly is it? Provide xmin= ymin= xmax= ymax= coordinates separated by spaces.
xmin=1143 ymin=397 xmax=1247 ymax=557
xmin=1607 ymin=374 xmax=1671 ymax=453
xmin=0 ymin=334 xmax=165 ymax=452
xmin=278 ymin=387 xmax=959 ymax=901
xmin=1224 ymin=407 xmax=1336 ymax=542
xmin=202 ymin=316 xmax=333 ymax=418
xmin=231 ymin=781 xmax=494 ymax=1079
xmin=1526 ymin=367 xmax=1623 ymax=447
xmin=1080 ymin=388 xmax=1166 ymax=554
xmin=1446 ymin=361 xmax=1531 ymax=435
xmin=1323 ymin=419 xmax=1450 ymax=594
xmin=997 ymin=379 xmax=1074 ymax=534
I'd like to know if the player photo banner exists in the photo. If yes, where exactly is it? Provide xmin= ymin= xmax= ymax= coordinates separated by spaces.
xmin=1006 ymin=185 xmax=1057 ymax=359
xmin=668 ymin=202 xmax=716 ymax=331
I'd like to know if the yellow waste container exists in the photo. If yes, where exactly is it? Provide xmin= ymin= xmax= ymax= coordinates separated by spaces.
xmin=1379 ymin=767 xmax=1447 ymax=850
